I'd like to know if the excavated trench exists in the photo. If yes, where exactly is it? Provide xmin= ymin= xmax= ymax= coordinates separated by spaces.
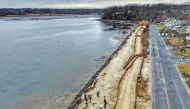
xmin=69 ymin=21 xmax=151 ymax=109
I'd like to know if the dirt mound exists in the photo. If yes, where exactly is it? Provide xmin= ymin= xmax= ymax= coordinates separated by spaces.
xmin=136 ymin=75 xmax=148 ymax=97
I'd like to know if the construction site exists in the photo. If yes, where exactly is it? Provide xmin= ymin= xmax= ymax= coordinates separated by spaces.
xmin=68 ymin=21 xmax=151 ymax=109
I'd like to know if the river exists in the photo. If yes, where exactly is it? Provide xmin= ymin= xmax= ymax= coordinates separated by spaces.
xmin=0 ymin=16 xmax=133 ymax=109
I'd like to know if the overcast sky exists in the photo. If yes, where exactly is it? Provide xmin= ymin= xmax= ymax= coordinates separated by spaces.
xmin=0 ymin=0 xmax=189 ymax=8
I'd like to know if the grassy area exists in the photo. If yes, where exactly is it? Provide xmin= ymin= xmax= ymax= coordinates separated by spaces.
xmin=175 ymin=48 xmax=190 ymax=58
xmin=167 ymin=38 xmax=184 ymax=46
xmin=156 ymin=23 xmax=165 ymax=32
xmin=156 ymin=24 xmax=178 ymax=37
xmin=177 ymin=64 xmax=190 ymax=88
xmin=177 ymin=64 xmax=190 ymax=77
xmin=156 ymin=24 xmax=190 ymax=58
xmin=164 ymin=38 xmax=190 ymax=58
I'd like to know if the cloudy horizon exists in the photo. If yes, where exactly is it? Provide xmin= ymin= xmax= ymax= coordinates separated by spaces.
xmin=0 ymin=0 xmax=189 ymax=8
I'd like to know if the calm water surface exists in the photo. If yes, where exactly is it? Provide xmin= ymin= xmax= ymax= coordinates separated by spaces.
xmin=0 ymin=16 xmax=132 ymax=109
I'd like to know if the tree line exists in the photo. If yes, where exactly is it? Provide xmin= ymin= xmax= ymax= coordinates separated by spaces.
xmin=0 ymin=8 xmax=102 ymax=16
xmin=101 ymin=4 xmax=190 ymax=21
xmin=0 ymin=4 xmax=189 ymax=21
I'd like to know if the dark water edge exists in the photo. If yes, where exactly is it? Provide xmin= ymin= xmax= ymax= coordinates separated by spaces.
xmin=0 ymin=15 xmax=99 ymax=21
xmin=67 ymin=23 xmax=137 ymax=109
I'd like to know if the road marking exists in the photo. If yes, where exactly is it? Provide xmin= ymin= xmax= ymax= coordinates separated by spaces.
xmin=153 ymin=24 xmax=185 ymax=109
xmin=152 ymin=65 xmax=156 ymax=109
xmin=175 ymin=65 xmax=190 ymax=96
xmin=152 ymin=34 xmax=159 ymax=58
xmin=154 ymin=24 xmax=190 ymax=98
xmin=152 ymin=24 xmax=171 ymax=109
xmin=159 ymin=63 xmax=171 ymax=109
xmin=150 ymin=26 xmax=169 ymax=109
xmin=168 ymin=65 xmax=185 ymax=109
xmin=149 ymin=32 xmax=156 ymax=109
xmin=154 ymin=25 xmax=171 ymax=57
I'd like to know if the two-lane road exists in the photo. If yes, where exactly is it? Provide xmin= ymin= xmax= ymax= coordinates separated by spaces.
xmin=150 ymin=24 xmax=190 ymax=109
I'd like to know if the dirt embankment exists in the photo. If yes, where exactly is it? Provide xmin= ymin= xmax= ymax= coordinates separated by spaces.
xmin=68 ymin=20 xmax=151 ymax=109
xmin=114 ymin=20 xmax=151 ymax=109
xmin=135 ymin=20 xmax=151 ymax=109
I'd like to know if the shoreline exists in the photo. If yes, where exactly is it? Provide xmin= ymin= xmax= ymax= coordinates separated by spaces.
xmin=68 ymin=20 xmax=151 ymax=109
xmin=0 ymin=14 xmax=99 ymax=21
xmin=67 ymin=21 xmax=137 ymax=109
xmin=0 ymin=14 xmax=98 ymax=17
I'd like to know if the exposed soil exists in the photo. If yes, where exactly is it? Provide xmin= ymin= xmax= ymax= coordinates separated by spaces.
xmin=68 ymin=20 xmax=151 ymax=109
